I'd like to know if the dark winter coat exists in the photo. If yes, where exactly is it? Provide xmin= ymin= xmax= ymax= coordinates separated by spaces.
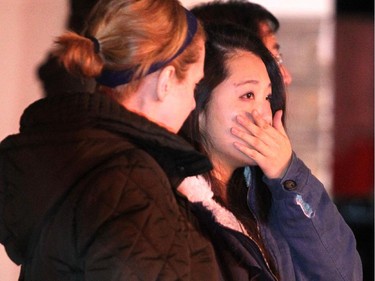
xmin=0 ymin=92 xmax=220 ymax=281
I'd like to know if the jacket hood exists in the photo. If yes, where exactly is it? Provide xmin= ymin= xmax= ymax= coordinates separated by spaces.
xmin=0 ymin=92 xmax=211 ymax=264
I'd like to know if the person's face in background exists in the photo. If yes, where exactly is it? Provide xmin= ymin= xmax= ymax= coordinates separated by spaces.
xmin=259 ymin=22 xmax=292 ymax=86
xmin=199 ymin=50 xmax=272 ymax=178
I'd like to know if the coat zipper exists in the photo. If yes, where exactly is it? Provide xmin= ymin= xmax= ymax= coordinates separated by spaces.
xmin=243 ymin=208 xmax=279 ymax=281
xmin=245 ymin=168 xmax=279 ymax=281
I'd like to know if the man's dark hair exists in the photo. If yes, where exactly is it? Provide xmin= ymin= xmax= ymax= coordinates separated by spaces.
xmin=192 ymin=0 xmax=279 ymax=37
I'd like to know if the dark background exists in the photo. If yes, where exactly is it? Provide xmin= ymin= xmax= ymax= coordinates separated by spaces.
xmin=334 ymin=1 xmax=374 ymax=280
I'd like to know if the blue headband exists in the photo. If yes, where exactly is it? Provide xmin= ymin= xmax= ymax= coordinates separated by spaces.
xmin=96 ymin=9 xmax=198 ymax=88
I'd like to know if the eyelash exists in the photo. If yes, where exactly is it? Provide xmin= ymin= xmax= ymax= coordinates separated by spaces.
xmin=242 ymin=92 xmax=254 ymax=99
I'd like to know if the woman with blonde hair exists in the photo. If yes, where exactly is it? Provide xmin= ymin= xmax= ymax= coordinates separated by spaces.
xmin=0 ymin=0 xmax=219 ymax=280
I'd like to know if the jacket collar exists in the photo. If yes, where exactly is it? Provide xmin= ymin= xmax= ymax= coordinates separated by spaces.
xmin=178 ymin=175 xmax=249 ymax=236
xmin=18 ymin=92 xmax=212 ymax=179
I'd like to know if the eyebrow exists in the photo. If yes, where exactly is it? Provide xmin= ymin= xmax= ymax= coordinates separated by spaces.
xmin=234 ymin=80 xmax=272 ymax=88
xmin=234 ymin=80 xmax=258 ymax=87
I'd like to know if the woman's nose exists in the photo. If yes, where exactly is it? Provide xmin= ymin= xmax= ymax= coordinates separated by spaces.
xmin=255 ymin=100 xmax=273 ymax=125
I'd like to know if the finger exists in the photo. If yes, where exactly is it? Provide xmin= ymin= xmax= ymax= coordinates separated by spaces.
xmin=233 ymin=141 xmax=276 ymax=172
xmin=233 ymin=141 xmax=263 ymax=163
xmin=235 ymin=111 xmax=284 ymax=154
xmin=236 ymin=114 xmax=256 ymax=133
xmin=273 ymin=110 xmax=287 ymax=135
xmin=251 ymin=110 xmax=271 ymax=130
xmin=231 ymin=128 xmax=275 ymax=161
xmin=231 ymin=127 xmax=271 ymax=157
xmin=236 ymin=114 xmax=270 ymax=141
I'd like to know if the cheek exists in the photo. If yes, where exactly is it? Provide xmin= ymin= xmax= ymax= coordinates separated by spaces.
xmin=176 ymin=82 xmax=195 ymax=111
xmin=183 ymin=82 xmax=196 ymax=109
xmin=205 ymin=107 xmax=238 ymax=143
xmin=212 ymin=98 xmax=239 ymax=127
xmin=171 ymin=88 xmax=194 ymax=132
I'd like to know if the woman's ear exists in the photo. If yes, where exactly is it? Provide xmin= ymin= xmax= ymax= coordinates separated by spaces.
xmin=156 ymin=65 xmax=176 ymax=102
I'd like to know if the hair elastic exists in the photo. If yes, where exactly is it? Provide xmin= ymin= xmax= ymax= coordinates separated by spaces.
xmin=86 ymin=35 xmax=100 ymax=54
xmin=96 ymin=8 xmax=198 ymax=88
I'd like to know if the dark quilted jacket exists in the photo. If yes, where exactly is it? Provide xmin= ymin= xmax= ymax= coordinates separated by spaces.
xmin=0 ymin=92 xmax=220 ymax=280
